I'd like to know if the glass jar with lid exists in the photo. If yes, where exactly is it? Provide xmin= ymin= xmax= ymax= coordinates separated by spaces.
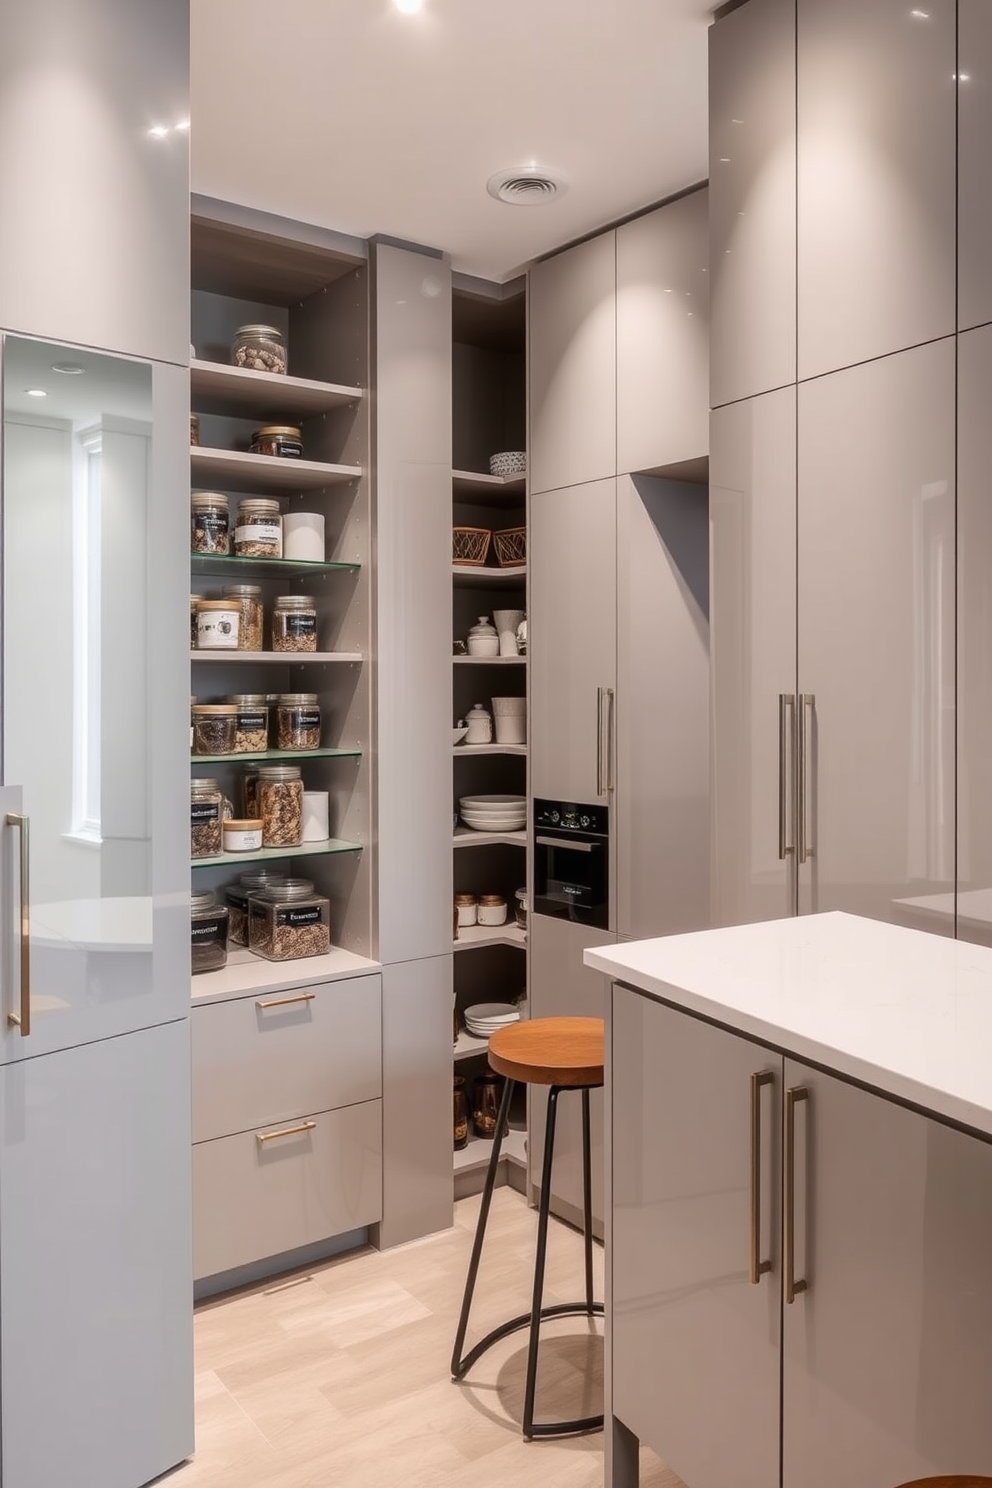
xmin=190 ymin=780 xmax=223 ymax=858
xmin=221 ymin=583 xmax=264 ymax=649
xmin=191 ymin=890 xmax=229 ymax=974
xmin=248 ymin=881 xmax=331 ymax=962
xmin=225 ymin=869 xmax=289 ymax=947
xmin=191 ymin=492 xmax=229 ymax=554
xmin=233 ymin=500 xmax=282 ymax=559
xmin=190 ymin=596 xmax=202 ymax=650
xmin=191 ymin=703 xmax=238 ymax=756
xmin=195 ymin=598 xmax=240 ymax=650
xmin=257 ymin=764 xmax=304 ymax=847
xmin=250 ymin=424 xmax=302 ymax=459
xmin=226 ymin=694 xmax=269 ymax=753
xmin=277 ymin=693 xmax=321 ymax=750
xmin=189 ymin=412 xmax=200 ymax=447
xmin=272 ymin=594 xmax=317 ymax=653
xmin=231 ymin=324 xmax=287 ymax=375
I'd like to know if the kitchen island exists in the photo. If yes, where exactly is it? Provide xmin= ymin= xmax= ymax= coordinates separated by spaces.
xmin=586 ymin=912 xmax=992 ymax=1488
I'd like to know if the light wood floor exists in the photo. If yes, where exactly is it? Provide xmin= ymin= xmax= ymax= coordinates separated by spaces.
xmin=163 ymin=1187 xmax=683 ymax=1488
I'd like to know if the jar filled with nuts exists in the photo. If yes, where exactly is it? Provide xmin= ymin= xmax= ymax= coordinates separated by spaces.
xmin=191 ymin=890 xmax=229 ymax=975
xmin=190 ymin=780 xmax=224 ymax=858
xmin=272 ymin=594 xmax=317 ymax=653
xmin=222 ymin=583 xmax=264 ymax=649
xmin=233 ymin=500 xmax=282 ymax=559
xmin=191 ymin=492 xmax=229 ymax=555
xmin=250 ymin=424 xmax=303 ymax=459
xmin=248 ymin=881 xmax=331 ymax=962
xmin=226 ymin=694 xmax=269 ymax=753
xmin=192 ymin=703 xmax=238 ymax=756
xmin=277 ymin=693 xmax=321 ymax=750
xmin=190 ymin=412 xmax=201 ymax=447
xmin=231 ymin=324 xmax=287 ymax=375
xmin=257 ymin=764 xmax=304 ymax=848
xmin=190 ymin=597 xmax=202 ymax=650
xmin=225 ymin=869 xmax=288 ymax=947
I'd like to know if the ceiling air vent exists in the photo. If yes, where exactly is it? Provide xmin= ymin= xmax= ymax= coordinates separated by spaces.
xmin=487 ymin=167 xmax=568 ymax=205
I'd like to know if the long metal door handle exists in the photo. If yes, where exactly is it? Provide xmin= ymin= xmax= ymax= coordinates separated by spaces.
xmin=255 ymin=1120 xmax=317 ymax=1144
xmin=784 ymin=1085 xmax=809 ymax=1303
xmin=596 ymin=687 xmax=605 ymax=797
xmin=606 ymin=687 xmax=615 ymax=792
xmin=749 ymin=1070 xmax=774 ymax=1284
xmin=534 ymin=835 xmax=599 ymax=853
xmin=798 ymin=693 xmax=815 ymax=864
xmin=255 ymin=992 xmax=317 ymax=1010
xmin=5 ymin=813 xmax=30 ymax=1037
xmin=778 ymin=694 xmax=796 ymax=860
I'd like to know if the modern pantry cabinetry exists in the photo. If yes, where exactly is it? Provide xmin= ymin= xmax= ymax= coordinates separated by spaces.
xmin=958 ymin=0 xmax=992 ymax=333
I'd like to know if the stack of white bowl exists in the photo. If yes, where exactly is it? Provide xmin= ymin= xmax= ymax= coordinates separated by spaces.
xmin=459 ymin=794 xmax=526 ymax=832
xmin=465 ymin=1002 xmax=520 ymax=1038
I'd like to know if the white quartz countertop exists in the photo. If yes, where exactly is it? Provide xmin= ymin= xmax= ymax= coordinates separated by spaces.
xmin=586 ymin=912 xmax=992 ymax=1138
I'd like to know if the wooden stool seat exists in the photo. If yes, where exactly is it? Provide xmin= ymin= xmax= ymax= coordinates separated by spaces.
xmin=488 ymin=1016 xmax=604 ymax=1088
xmin=894 ymin=1479 xmax=992 ymax=1487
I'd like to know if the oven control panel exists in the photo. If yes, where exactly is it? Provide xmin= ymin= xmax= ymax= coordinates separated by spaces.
xmin=534 ymin=799 xmax=609 ymax=836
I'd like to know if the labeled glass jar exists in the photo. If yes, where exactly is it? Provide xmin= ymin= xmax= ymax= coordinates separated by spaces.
xmin=257 ymin=764 xmax=304 ymax=847
xmin=225 ymin=869 xmax=288 ymax=947
xmin=190 ymin=596 xmax=202 ymax=650
xmin=277 ymin=693 xmax=321 ymax=750
xmin=250 ymin=424 xmax=302 ymax=459
xmin=223 ymin=818 xmax=263 ymax=853
xmin=191 ymin=492 xmax=229 ymax=555
xmin=190 ymin=780 xmax=223 ymax=858
xmin=243 ymin=766 xmax=261 ymax=819
xmin=231 ymin=324 xmax=287 ymax=375
xmin=221 ymin=583 xmax=264 ymax=649
xmin=233 ymin=500 xmax=282 ymax=560
xmin=195 ymin=599 xmax=240 ymax=649
xmin=190 ymin=412 xmax=200 ymax=447
xmin=248 ymin=881 xmax=331 ymax=962
xmin=272 ymin=594 xmax=317 ymax=653
xmin=226 ymin=694 xmax=269 ymax=754
xmin=477 ymin=894 xmax=507 ymax=927
xmin=191 ymin=890 xmax=229 ymax=975
xmin=192 ymin=703 xmax=238 ymax=756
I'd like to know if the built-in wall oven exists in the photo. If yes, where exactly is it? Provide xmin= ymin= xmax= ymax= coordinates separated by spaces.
xmin=532 ymin=799 xmax=610 ymax=929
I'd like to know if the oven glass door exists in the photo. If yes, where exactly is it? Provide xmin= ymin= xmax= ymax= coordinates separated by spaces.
xmin=533 ymin=833 xmax=609 ymax=927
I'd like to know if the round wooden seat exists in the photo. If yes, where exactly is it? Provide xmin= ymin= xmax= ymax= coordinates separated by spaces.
xmin=894 ymin=1479 xmax=992 ymax=1487
xmin=488 ymin=1016 xmax=604 ymax=1088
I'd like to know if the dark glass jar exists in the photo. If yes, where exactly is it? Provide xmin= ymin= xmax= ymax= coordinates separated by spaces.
xmin=191 ymin=890 xmax=229 ymax=974
xmin=454 ymin=1076 xmax=468 ymax=1150
xmin=249 ymin=424 xmax=302 ymax=458
xmin=225 ymin=869 xmax=289 ymax=948
xmin=472 ymin=1068 xmax=504 ymax=1140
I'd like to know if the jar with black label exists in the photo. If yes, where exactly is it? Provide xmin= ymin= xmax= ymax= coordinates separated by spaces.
xmin=257 ymin=764 xmax=303 ymax=847
xmin=225 ymin=869 xmax=289 ymax=948
xmin=191 ymin=492 xmax=229 ymax=554
xmin=192 ymin=703 xmax=238 ymax=756
xmin=233 ymin=500 xmax=283 ymax=559
xmin=191 ymin=890 xmax=229 ymax=974
xmin=277 ymin=693 xmax=321 ymax=750
xmin=232 ymin=325 xmax=286 ymax=375
xmin=250 ymin=424 xmax=302 ymax=459
xmin=221 ymin=583 xmax=264 ymax=649
xmin=248 ymin=881 xmax=331 ymax=961
xmin=190 ymin=780 xmax=223 ymax=858
xmin=272 ymin=594 xmax=317 ymax=653
xmin=226 ymin=694 xmax=269 ymax=753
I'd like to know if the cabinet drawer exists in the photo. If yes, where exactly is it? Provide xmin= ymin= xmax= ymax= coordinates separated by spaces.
xmin=192 ymin=1099 xmax=382 ymax=1281
xmin=191 ymin=974 xmax=381 ymax=1143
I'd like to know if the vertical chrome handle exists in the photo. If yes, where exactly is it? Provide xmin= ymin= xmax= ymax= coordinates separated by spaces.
xmin=798 ymin=693 xmax=815 ymax=864
xmin=5 ymin=813 xmax=30 ymax=1037
xmin=749 ymin=1070 xmax=773 ymax=1284
xmin=606 ymin=687 xmax=615 ymax=792
xmin=784 ymin=1085 xmax=809 ymax=1303
xmin=596 ymin=687 xmax=605 ymax=797
xmin=778 ymin=694 xmax=796 ymax=860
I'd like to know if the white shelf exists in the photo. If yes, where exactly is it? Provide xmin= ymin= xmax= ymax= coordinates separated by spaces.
xmin=191 ymin=359 xmax=363 ymax=419
xmin=453 ymin=827 xmax=527 ymax=849
xmin=190 ymin=838 xmax=362 ymax=869
xmin=452 ymin=469 xmax=526 ymax=508
xmin=453 ymin=1125 xmax=527 ymax=1175
xmin=453 ymin=922 xmax=526 ymax=952
xmin=454 ymin=1031 xmax=489 ymax=1060
xmin=453 ymin=743 xmax=527 ymax=757
xmin=190 ymin=650 xmax=363 ymax=664
xmin=191 ymin=945 xmax=381 ymax=1007
xmin=191 ymin=445 xmax=361 ymax=494
xmin=452 ymin=563 xmax=526 ymax=588
xmin=452 ymin=655 xmax=526 ymax=665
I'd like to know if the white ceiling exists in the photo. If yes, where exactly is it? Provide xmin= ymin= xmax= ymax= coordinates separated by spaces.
xmin=191 ymin=0 xmax=713 ymax=283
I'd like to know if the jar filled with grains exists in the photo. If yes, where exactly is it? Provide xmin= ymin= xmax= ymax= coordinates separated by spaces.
xmin=226 ymin=694 xmax=269 ymax=753
xmin=222 ymin=583 xmax=264 ymax=649
xmin=231 ymin=324 xmax=287 ymax=375
xmin=191 ymin=492 xmax=229 ymax=554
xmin=233 ymin=499 xmax=282 ymax=559
xmin=272 ymin=594 xmax=317 ymax=653
xmin=195 ymin=599 xmax=240 ymax=650
xmin=243 ymin=766 xmax=261 ymax=819
xmin=248 ymin=881 xmax=331 ymax=962
xmin=190 ymin=780 xmax=224 ymax=858
xmin=225 ymin=869 xmax=288 ymax=947
xmin=277 ymin=693 xmax=321 ymax=751
xmin=250 ymin=424 xmax=302 ymax=459
xmin=192 ymin=703 xmax=238 ymax=756
xmin=191 ymin=890 xmax=229 ymax=974
xmin=257 ymin=764 xmax=304 ymax=847
xmin=190 ymin=596 xmax=203 ymax=650
xmin=190 ymin=412 xmax=201 ymax=447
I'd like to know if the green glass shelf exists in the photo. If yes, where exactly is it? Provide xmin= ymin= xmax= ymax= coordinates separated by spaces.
xmin=191 ymin=553 xmax=359 ymax=579
xmin=190 ymin=748 xmax=362 ymax=765
xmin=191 ymin=839 xmax=363 ymax=870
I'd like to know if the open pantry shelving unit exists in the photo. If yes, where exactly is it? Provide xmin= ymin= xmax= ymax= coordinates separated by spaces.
xmin=189 ymin=209 xmax=377 ymax=1000
xmin=450 ymin=280 xmax=529 ymax=1198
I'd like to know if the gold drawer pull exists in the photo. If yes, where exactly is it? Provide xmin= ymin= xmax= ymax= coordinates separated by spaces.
xmin=255 ymin=992 xmax=316 ymax=1010
xmin=256 ymin=1120 xmax=317 ymax=1144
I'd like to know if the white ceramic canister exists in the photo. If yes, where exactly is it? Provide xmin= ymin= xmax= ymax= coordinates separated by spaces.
xmin=477 ymin=894 xmax=508 ymax=926
xmin=466 ymin=616 xmax=499 ymax=658
xmin=302 ymin=790 xmax=330 ymax=842
xmin=223 ymin=818 xmax=263 ymax=853
xmin=454 ymin=893 xmax=478 ymax=928
xmin=283 ymin=511 xmax=326 ymax=562
xmin=464 ymin=703 xmax=493 ymax=745
xmin=492 ymin=608 xmax=525 ymax=658
xmin=195 ymin=599 xmax=240 ymax=649
xmin=491 ymin=695 xmax=526 ymax=745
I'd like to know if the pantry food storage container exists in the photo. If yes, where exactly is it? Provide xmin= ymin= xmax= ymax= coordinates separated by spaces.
xmin=190 ymin=780 xmax=224 ymax=858
xmin=190 ymin=412 xmax=200 ymax=447
xmin=233 ymin=500 xmax=282 ymax=559
xmin=257 ymin=764 xmax=304 ymax=847
xmin=225 ymin=869 xmax=289 ymax=947
xmin=222 ymin=818 xmax=263 ymax=853
xmin=191 ymin=492 xmax=229 ymax=555
xmin=250 ymin=424 xmax=302 ymax=458
xmin=226 ymin=694 xmax=269 ymax=753
xmin=221 ymin=583 xmax=264 ymax=650
xmin=247 ymin=881 xmax=332 ymax=962
xmin=277 ymin=693 xmax=321 ymax=750
xmin=231 ymin=324 xmax=286 ymax=375
xmin=192 ymin=703 xmax=238 ymax=756
xmin=195 ymin=599 xmax=240 ymax=650
xmin=191 ymin=890 xmax=229 ymax=974
xmin=272 ymin=594 xmax=317 ymax=652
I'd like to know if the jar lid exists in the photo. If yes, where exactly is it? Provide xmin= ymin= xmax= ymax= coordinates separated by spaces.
xmin=253 ymin=425 xmax=302 ymax=438
xmin=222 ymin=584 xmax=263 ymax=597
xmin=235 ymin=498 xmax=281 ymax=514
xmin=240 ymin=870 xmax=290 ymax=887
xmin=192 ymin=704 xmax=237 ymax=716
xmin=515 ymin=887 xmax=528 ymax=901
xmin=225 ymin=818 xmax=263 ymax=831
xmin=235 ymin=324 xmax=283 ymax=339
xmin=190 ymin=412 xmax=200 ymax=424
xmin=191 ymin=778 xmax=219 ymax=793
xmin=256 ymin=765 xmax=302 ymax=780
xmin=195 ymin=599 xmax=239 ymax=611
xmin=277 ymin=693 xmax=319 ymax=705
xmin=466 ymin=703 xmax=490 ymax=717
xmin=468 ymin=616 xmax=497 ymax=636
xmin=226 ymin=693 xmax=269 ymax=707
xmin=191 ymin=889 xmax=215 ymax=910
xmin=255 ymin=883 xmax=321 ymax=904
xmin=190 ymin=594 xmax=203 ymax=605
xmin=191 ymin=491 xmax=228 ymax=506
xmin=478 ymin=894 xmax=506 ymax=906
xmin=454 ymin=893 xmax=477 ymax=906
xmin=275 ymin=594 xmax=316 ymax=609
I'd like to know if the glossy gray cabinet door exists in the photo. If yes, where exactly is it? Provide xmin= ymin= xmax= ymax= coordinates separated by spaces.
xmin=959 ymin=2 xmax=992 ymax=333
xmin=612 ymin=989 xmax=781 ymax=1488
xmin=781 ymin=1060 xmax=992 ymax=1487
xmin=616 ymin=475 xmax=709 ymax=939
xmin=530 ymin=481 xmax=617 ymax=811
xmin=796 ymin=340 xmax=955 ymax=930
xmin=529 ymin=234 xmax=616 ymax=494
xmin=796 ymin=0 xmax=955 ymax=381
xmin=710 ymin=387 xmax=797 ymax=928
xmin=616 ymin=190 xmax=709 ymax=476
xmin=709 ymin=0 xmax=796 ymax=408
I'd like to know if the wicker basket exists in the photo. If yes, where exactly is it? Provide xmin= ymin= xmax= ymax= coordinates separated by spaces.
xmin=492 ymin=526 xmax=527 ymax=568
xmin=452 ymin=526 xmax=492 ymax=567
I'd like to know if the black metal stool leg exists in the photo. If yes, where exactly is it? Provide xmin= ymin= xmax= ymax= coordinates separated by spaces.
xmin=522 ymin=1083 xmax=560 ymax=1438
xmin=582 ymin=1086 xmax=594 ymax=1315
xmin=450 ymin=1076 xmax=515 ymax=1379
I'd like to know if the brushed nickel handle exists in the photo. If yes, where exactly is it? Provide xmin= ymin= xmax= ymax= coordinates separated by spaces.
xmin=255 ymin=1120 xmax=317 ymax=1144
xmin=749 ymin=1070 xmax=774 ymax=1284
xmin=606 ymin=687 xmax=615 ymax=792
xmin=798 ymin=693 xmax=815 ymax=864
xmin=784 ymin=1085 xmax=809 ymax=1304
xmin=255 ymin=992 xmax=316 ymax=1010
xmin=6 ymin=813 xmax=30 ymax=1037
xmin=596 ymin=687 xmax=605 ymax=797
xmin=534 ymin=835 xmax=599 ymax=853
xmin=779 ymin=694 xmax=796 ymax=860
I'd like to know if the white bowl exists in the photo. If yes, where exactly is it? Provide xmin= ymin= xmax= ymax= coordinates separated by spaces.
xmin=452 ymin=726 xmax=469 ymax=745
xmin=459 ymin=794 xmax=526 ymax=811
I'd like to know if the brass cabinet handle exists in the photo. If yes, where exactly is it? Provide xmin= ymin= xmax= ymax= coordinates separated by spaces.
xmin=255 ymin=992 xmax=316 ymax=1010
xmin=798 ymin=694 xmax=815 ymax=864
xmin=778 ymin=694 xmax=796 ymax=860
xmin=784 ymin=1085 xmax=809 ymax=1303
xmin=6 ymin=813 xmax=30 ymax=1037
xmin=255 ymin=1120 xmax=317 ymax=1144
xmin=749 ymin=1071 xmax=774 ymax=1284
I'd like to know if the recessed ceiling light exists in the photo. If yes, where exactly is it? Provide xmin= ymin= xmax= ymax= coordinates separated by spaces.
xmin=25 ymin=388 xmax=47 ymax=398
xmin=393 ymin=0 xmax=423 ymax=12
xmin=51 ymin=363 xmax=85 ymax=375
xmin=487 ymin=166 xmax=568 ymax=206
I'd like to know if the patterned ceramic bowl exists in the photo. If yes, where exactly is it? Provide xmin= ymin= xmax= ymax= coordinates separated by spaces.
xmin=489 ymin=450 xmax=527 ymax=477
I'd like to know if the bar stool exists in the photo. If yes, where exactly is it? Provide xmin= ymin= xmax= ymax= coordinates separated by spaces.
xmin=893 ymin=1479 xmax=992 ymax=1486
xmin=450 ymin=1015 xmax=604 ymax=1440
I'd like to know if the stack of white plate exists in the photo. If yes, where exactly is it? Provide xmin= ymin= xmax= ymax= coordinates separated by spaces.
xmin=459 ymin=794 xmax=526 ymax=832
xmin=465 ymin=1002 xmax=520 ymax=1038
